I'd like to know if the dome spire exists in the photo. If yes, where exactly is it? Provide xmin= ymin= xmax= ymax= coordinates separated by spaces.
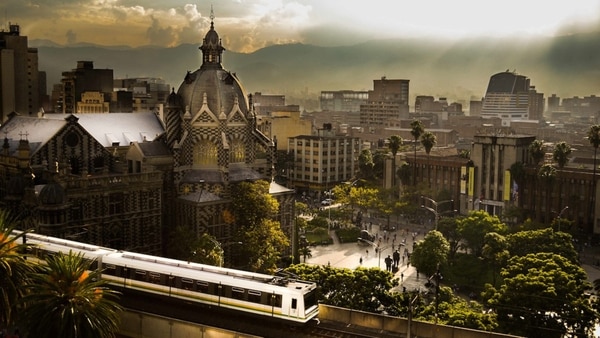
xmin=200 ymin=6 xmax=225 ymax=69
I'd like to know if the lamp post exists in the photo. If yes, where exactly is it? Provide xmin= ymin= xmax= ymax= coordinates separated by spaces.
xmin=557 ymin=206 xmax=569 ymax=232
xmin=420 ymin=196 xmax=454 ymax=230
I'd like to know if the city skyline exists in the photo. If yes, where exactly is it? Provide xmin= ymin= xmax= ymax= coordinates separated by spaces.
xmin=2 ymin=0 xmax=599 ymax=52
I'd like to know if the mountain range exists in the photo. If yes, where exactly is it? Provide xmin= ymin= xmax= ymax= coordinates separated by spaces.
xmin=34 ymin=31 xmax=600 ymax=110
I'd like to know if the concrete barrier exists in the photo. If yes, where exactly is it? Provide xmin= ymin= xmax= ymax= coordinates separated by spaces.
xmin=118 ymin=309 xmax=260 ymax=338
xmin=318 ymin=304 xmax=524 ymax=338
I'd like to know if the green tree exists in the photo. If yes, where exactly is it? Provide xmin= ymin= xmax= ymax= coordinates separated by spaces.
xmin=483 ymin=253 xmax=594 ymax=338
xmin=410 ymin=119 xmax=424 ymax=185
xmin=420 ymin=131 xmax=437 ymax=188
xmin=348 ymin=186 xmax=379 ymax=215
xmin=21 ymin=251 xmax=123 ymax=338
xmin=457 ymin=210 xmax=507 ymax=257
xmin=0 ymin=211 xmax=33 ymax=328
xmin=436 ymin=216 xmax=462 ymax=259
xmin=387 ymin=135 xmax=403 ymax=186
xmin=506 ymin=228 xmax=578 ymax=264
xmin=285 ymin=264 xmax=398 ymax=313
xmin=419 ymin=286 xmax=498 ymax=331
xmin=410 ymin=230 xmax=449 ymax=277
xmin=230 ymin=180 xmax=289 ymax=273
xmin=481 ymin=232 xmax=509 ymax=287
xmin=192 ymin=233 xmax=225 ymax=266
xmin=358 ymin=149 xmax=375 ymax=179
xmin=240 ymin=219 xmax=289 ymax=273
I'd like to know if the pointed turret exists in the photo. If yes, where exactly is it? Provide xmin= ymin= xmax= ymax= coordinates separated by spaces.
xmin=200 ymin=8 xmax=225 ymax=69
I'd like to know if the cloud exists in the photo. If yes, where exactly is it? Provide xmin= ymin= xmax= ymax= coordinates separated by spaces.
xmin=145 ymin=16 xmax=178 ymax=47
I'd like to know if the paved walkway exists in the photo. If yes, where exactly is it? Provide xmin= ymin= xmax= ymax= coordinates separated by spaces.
xmin=304 ymin=217 xmax=432 ymax=292
xmin=304 ymin=216 xmax=600 ymax=294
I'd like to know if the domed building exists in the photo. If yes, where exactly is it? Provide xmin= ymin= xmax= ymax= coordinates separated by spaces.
xmin=159 ymin=14 xmax=292 ymax=261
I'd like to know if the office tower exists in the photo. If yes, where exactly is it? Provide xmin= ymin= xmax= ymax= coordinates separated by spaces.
xmin=0 ymin=23 xmax=42 ymax=121
xmin=481 ymin=71 xmax=539 ymax=126
xmin=360 ymin=77 xmax=410 ymax=127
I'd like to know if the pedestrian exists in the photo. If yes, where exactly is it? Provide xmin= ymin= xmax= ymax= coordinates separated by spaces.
xmin=401 ymin=273 xmax=404 ymax=282
xmin=359 ymin=256 xmax=363 ymax=265
xmin=366 ymin=249 xmax=369 ymax=257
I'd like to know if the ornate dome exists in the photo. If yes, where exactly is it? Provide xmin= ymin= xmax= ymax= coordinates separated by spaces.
xmin=39 ymin=183 xmax=65 ymax=205
xmin=176 ymin=15 xmax=248 ymax=117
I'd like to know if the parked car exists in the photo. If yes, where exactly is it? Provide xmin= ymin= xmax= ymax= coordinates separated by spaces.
xmin=321 ymin=199 xmax=333 ymax=206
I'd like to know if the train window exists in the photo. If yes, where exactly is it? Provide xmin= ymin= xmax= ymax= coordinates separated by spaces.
xmin=269 ymin=293 xmax=282 ymax=308
xmin=248 ymin=290 xmax=261 ymax=304
xmin=149 ymin=272 xmax=161 ymax=284
xmin=134 ymin=270 xmax=146 ymax=281
xmin=291 ymin=298 xmax=297 ymax=310
xmin=197 ymin=281 xmax=209 ymax=294
xmin=89 ymin=260 xmax=99 ymax=271
xmin=232 ymin=287 xmax=245 ymax=300
xmin=103 ymin=264 xmax=117 ymax=276
xmin=182 ymin=278 xmax=194 ymax=290
xmin=304 ymin=289 xmax=318 ymax=309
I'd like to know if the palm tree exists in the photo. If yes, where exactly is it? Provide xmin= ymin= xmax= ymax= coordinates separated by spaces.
xmin=21 ymin=251 xmax=123 ymax=338
xmin=387 ymin=135 xmax=403 ymax=186
xmin=420 ymin=131 xmax=437 ymax=188
xmin=587 ymin=125 xmax=600 ymax=227
xmin=410 ymin=120 xmax=424 ymax=185
xmin=529 ymin=139 xmax=545 ymax=166
xmin=552 ymin=141 xmax=571 ymax=209
xmin=0 ymin=210 xmax=33 ymax=328
xmin=529 ymin=139 xmax=546 ymax=221
xmin=538 ymin=164 xmax=557 ymax=225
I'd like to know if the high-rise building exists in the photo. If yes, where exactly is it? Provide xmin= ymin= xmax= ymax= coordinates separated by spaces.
xmin=360 ymin=77 xmax=410 ymax=127
xmin=481 ymin=71 xmax=543 ymax=126
xmin=320 ymin=90 xmax=368 ymax=112
xmin=60 ymin=61 xmax=113 ymax=114
xmin=0 ymin=23 xmax=42 ymax=122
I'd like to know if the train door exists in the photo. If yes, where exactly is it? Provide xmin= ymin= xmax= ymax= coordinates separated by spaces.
xmin=289 ymin=298 xmax=299 ymax=318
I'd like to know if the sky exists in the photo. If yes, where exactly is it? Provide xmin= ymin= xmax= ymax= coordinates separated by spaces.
xmin=2 ymin=0 xmax=600 ymax=52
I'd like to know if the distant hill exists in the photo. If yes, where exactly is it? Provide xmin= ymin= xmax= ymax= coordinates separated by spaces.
xmin=35 ymin=31 xmax=600 ymax=109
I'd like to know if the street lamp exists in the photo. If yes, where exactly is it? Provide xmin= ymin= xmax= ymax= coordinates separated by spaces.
xmin=557 ymin=206 xmax=569 ymax=232
xmin=420 ymin=196 xmax=454 ymax=230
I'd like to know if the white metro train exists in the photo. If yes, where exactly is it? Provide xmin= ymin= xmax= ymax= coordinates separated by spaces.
xmin=16 ymin=232 xmax=319 ymax=324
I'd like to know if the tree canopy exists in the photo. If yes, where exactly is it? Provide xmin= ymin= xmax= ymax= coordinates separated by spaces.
xmin=483 ymin=252 xmax=593 ymax=338
xmin=457 ymin=211 xmax=507 ymax=257
xmin=410 ymin=230 xmax=450 ymax=277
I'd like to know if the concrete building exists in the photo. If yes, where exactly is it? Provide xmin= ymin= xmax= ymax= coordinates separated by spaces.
xmin=113 ymin=77 xmax=170 ymax=113
xmin=287 ymin=133 xmax=360 ymax=195
xmin=0 ymin=23 xmax=43 ymax=122
xmin=320 ymin=90 xmax=368 ymax=112
xmin=481 ymin=71 xmax=543 ymax=126
xmin=60 ymin=61 xmax=113 ymax=114
xmin=257 ymin=110 xmax=312 ymax=152
xmin=360 ymin=77 xmax=410 ymax=127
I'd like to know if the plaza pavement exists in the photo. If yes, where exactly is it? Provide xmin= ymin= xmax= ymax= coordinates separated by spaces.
xmin=304 ymin=218 xmax=433 ymax=293
xmin=304 ymin=216 xmax=600 ymax=294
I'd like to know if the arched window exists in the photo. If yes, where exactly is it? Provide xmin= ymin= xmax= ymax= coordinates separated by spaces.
xmin=230 ymin=139 xmax=245 ymax=163
xmin=194 ymin=140 xmax=218 ymax=165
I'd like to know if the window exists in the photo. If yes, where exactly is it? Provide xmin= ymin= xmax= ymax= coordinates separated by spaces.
xmin=291 ymin=298 xmax=297 ymax=309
